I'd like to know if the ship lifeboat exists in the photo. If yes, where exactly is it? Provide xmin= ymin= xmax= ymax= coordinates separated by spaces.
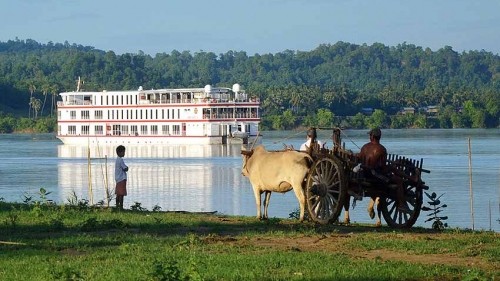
xmin=231 ymin=131 xmax=249 ymax=139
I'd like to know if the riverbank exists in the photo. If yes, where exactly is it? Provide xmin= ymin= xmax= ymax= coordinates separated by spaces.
xmin=0 ymin=201 xmax=498 ymax=280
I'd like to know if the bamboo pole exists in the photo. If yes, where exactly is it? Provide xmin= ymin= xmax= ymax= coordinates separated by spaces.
xmin=87 ymin=146 xmax=94 ymax=205
xmin=489 ymin=200 xmax=492 ymax=231
xmin=467 ymin=137 xmax=474 ymax=231
xmin=105 ymin=155 xmax=109 ymax=207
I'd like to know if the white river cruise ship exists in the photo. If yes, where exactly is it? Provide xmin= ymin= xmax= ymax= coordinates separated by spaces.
xmin=57 ymin=83 xmax=260 ymax=145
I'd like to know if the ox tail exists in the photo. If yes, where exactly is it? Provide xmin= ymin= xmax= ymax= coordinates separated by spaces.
xmin=303 ymin=154 xmax=314 ymax=168
xmin=302 ymin=154 xmax=314 ymax=186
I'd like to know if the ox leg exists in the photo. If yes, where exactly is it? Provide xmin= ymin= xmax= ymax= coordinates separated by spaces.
xmin=368 ymin=197 xmax=382 ymax=227
xmin=343 ymin=196 xmax=351 ymax=224
xmin=375 ymin=197 xmax=382 ymax=227
xmin=253 ymin=187 xmax=263 ymax=220
xmin=263 ymin=191 xmax=271 ymax=219
xmin=292 ymin=186 xmax=306 ymax=222
xmin=367 ymin=197 xmax=376 ymax=220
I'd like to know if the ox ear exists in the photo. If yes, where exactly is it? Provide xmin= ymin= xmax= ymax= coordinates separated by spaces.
xmin=241 ymin=146 xmax=253 ymax=156
xmin=241 ymin=150 xmax=253 ymax=156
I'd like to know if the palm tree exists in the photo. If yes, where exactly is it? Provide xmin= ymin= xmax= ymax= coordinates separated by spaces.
xmin=50 ymin=84 xmax=59 ymax=117
xmin=32 ymin=98 xmax=42 ymax=120
xmin=290 ymin=89 xmax=301 ymax=113
xmin=41 ymin=83 xmax=51 ymax=117
xmin=321 ymin=89 xmax=335 ymax=109
xmin=28 ymin=84 xmax=36 ymax=119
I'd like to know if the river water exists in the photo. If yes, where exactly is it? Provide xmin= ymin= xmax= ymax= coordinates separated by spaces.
xmin=0 ymin=129 xmax=498 ymax=232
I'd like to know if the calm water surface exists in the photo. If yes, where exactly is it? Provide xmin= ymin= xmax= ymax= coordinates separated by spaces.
xmin=0 ymin=129 xmax=498 ymax=232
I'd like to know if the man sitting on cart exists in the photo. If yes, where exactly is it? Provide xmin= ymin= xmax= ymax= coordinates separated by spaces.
xmin=357 ymin=128 xmax=410 ymax=212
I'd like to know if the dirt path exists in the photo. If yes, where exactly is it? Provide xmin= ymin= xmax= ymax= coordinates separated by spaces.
xmin=199 ymin=216 xmax=499 ymax=274
xmin=202 ymin=234 xmax=496 ymax=273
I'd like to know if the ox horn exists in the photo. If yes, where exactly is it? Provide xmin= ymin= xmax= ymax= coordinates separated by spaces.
xmin=249 ymin=131 xmax=260 ymax=150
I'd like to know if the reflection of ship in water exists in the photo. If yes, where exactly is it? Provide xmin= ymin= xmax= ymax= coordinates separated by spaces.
xmin=57 ymin=144 xmax=249 ymax=213
xmin=57 ymin=144 xmax=244 ymax=159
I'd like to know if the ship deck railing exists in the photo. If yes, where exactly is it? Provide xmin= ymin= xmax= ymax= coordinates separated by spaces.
xmin=58 ymin=98 xmax=260 ymax=107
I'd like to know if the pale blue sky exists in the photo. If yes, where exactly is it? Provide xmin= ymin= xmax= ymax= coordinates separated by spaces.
xmin=1 ymin=0 xmax=499 ymax=55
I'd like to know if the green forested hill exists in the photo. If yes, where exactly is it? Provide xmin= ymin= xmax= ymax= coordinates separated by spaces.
xmin=0 ymin=39 xmax=499 ymax=130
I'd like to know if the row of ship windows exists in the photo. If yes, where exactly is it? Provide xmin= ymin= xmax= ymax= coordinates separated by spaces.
xmin=97 ymin=94 xmax=185 ymax=105
xmin=68 ymin=95 xmax=139 ymax=106
xmin=63 ymin=108 xmax=257 ymax=120
xmin=63 ymin=124 xmax=182 ymax=136
xmin=68 ymin=109 xmax=181 ymax=120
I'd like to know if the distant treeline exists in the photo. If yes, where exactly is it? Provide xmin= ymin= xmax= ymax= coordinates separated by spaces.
xmin=0 ymin=38 xmax=499 ymax=131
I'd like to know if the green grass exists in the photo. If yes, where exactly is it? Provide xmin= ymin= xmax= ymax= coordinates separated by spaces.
xmin=0 ymin=201 xmax=498 ymax=280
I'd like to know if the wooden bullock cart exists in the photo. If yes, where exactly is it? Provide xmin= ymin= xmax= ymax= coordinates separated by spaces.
xmin=303 ymin=128 xmax=430 ymax=228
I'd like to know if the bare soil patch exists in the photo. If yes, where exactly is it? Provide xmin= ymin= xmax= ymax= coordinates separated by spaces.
xmin=198 ymin=215 xmax=499 ymax=273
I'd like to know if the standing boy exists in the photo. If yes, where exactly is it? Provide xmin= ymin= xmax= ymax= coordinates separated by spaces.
xmin=114 ymin=145 xmax=128 ymax=209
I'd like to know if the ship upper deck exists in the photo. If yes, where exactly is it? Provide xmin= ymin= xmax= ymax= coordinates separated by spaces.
xmin=57 ymin=84 xmax=259 ymax=107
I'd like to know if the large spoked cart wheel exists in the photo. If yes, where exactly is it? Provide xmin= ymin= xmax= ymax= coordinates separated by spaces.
xmin=305 ymin=157 xmax=347 ymax=224
xmin=378 ymin=160 xmax=424 ymax=228
xmin=378 ymin=184 xmax=423 ymax=228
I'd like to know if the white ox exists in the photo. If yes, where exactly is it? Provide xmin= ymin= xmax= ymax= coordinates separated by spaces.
xmin=241 ymin=145 xmax=313 ymax=221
